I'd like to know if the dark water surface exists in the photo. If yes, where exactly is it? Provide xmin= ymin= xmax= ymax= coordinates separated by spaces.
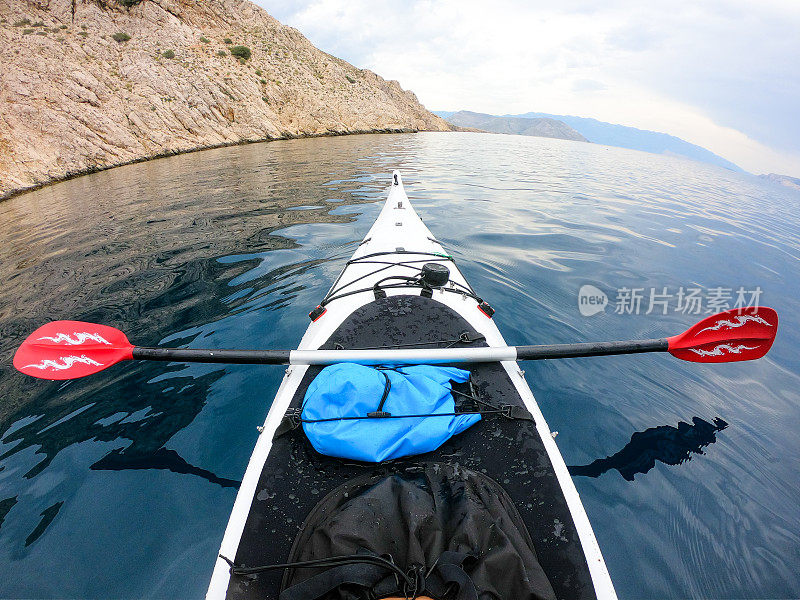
xmin=1 ymin=132 xmax=798 ymax=599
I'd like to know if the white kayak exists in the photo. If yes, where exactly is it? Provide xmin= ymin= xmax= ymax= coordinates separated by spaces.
xmin=207 ymin=171 xmax=617 ymax=599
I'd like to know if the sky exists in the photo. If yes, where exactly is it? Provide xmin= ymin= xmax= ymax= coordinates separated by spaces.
xmin=260 ymin=0 xmax=800 ymax=176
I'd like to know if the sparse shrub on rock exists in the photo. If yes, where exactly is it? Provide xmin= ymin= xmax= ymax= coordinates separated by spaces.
xmin=230 ymin=45 xmax=251 ymax=60
xmin=112 ymin=32 xmax=131 ymax=42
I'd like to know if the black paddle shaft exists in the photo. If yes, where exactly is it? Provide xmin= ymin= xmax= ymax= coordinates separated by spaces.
xmin=516 ymin=338 xmax=668 ymax=360
xmin=132 ymin=347 xmax=291 ymax=364
xmin=131 ymin=339 xmax=669 ymax=365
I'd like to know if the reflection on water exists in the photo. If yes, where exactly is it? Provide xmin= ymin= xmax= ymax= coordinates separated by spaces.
xmin=0 ymin=132 xmax=799 ymax=599
xmin=25 ymin=502 xmax=63 ymax=547
xmin=0 ymin=497 xmax=17 ymax=530
xmin=569 ymin=417 xmax=728 ymax=481
xmin=0 ymin=367 xmax=224 ymax=479
xmin=90 ymin=448 xmax=240 ymax=489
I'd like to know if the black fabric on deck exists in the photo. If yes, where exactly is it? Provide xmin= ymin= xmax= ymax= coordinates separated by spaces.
xmin=226 ymin=295 xmax=597 ymax=600
xmin=280 ymin=463 xmax=558 ymax=600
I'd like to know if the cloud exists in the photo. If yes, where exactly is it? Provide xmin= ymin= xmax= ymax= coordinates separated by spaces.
xmin=572 ymin=79 xmax=607 ymax=92
xmin=259 ymin=0 xmax=800 ymax=176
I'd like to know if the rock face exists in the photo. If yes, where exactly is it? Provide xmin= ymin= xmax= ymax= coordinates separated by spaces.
xmin=0 ymin=0 xmax=451 ymax=199
xmin=445 ymin=111 xmax=587 ymax=142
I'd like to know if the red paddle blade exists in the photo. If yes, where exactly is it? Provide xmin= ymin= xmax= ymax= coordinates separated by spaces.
xmin=667 ymin=307 xmax=778 ymax=363
xmin=13 ymin=321 xmax=134 ymax=380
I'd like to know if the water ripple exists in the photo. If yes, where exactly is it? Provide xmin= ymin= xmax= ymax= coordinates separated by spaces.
xmin=0 ymin=133 xmax=798 ymax=598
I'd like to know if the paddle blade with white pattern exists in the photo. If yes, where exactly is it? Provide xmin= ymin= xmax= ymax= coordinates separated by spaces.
xmin=13 ymin=320 xmax=134 ymax=380
xmin=667 ymin=307 xmax=778 ymax=363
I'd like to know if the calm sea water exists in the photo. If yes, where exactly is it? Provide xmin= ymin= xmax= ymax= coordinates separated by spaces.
xmin=1 ymin=132 xmax=798 ymax=599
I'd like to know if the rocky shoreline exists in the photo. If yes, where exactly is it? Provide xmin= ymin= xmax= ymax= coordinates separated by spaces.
xmin=0 ymin=127 xmax=419 ymax=201
xmin=0 ymin=0 xmax=450 ymax=200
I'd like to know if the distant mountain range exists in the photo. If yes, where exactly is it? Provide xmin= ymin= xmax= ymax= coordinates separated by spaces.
xmin=758 ymin=173 xmax=800 ymax=190
xmin=443 ymin=111 xmax=586 ymax=142
xmin=435 ymin=110 xmax=743 ymax=173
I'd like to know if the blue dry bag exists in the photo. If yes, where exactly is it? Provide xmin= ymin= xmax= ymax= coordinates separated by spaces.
xmin=301 ymin=363 xmax=479 ymax=462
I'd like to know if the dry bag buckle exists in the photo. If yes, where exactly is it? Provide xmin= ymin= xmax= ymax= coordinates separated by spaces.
xmin=285 ymin=408 xmax=302 ymax=427
xmin=500 ymin=405 xmax=518 ymax=420
xmin=366 ymin=411 xmax=392 ymax=418
xmin=499 ymin=405 xmax=534 ymax=422
xmin=274 ymin=408 xmax=303 ymax=439
xmin=367 ymin=372 xmax=392 ymax=418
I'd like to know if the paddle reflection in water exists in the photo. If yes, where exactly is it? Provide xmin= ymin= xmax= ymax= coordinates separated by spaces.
xmin=0 ymin=498 xmax=18 ymax=531
xmin=0 ymin=365 xmax=225 ymax=479
xmin=568 ymin=417 xmax=728 ymax=481
xmin=90 ymin=447 xmax=241 ymax=489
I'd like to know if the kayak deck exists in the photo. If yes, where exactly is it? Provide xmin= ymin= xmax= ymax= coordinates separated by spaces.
xmin=208 ymin=171 xmax=615 ymax=599
xmin=224 ymin=294 xmax=596 ymax=599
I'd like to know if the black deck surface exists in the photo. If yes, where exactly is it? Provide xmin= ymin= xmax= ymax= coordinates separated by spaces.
xmin=226 ymin=295 xmax=596 ymax=600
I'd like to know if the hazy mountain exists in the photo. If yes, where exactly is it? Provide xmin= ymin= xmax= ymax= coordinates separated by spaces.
xmin=759 ymin=173 xmax=800 ymax=190
xmin=508 ymin=112 xmax=743 ymax=172
xmin=444 ymin=111 xmax=586 ymax=142
xmin=435 ymin=110 xmax=743 ymax=172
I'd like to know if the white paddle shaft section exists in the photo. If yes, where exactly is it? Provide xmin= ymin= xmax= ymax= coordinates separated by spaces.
xmin=289 ymin=346 xmax=518 ymax=365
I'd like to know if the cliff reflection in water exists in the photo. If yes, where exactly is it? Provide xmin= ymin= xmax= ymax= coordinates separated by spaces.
xmin=569 ymin=417 xmax=729 ymax=481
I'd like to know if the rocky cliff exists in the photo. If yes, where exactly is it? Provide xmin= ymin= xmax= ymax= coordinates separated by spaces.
xmin=0 ymin=0 xmax=451 ymax=199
